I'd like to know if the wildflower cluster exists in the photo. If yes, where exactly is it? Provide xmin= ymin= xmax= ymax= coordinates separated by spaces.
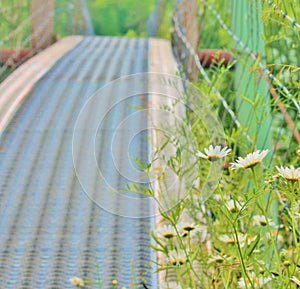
xmin=151 ymin=145 xmax=300 ymax=288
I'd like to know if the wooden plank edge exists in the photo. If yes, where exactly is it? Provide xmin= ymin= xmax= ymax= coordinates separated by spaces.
xmin=148 ymin=38 xmax=181 ymax=287
xmin=0 ymin=36 xmax=84 ymax=135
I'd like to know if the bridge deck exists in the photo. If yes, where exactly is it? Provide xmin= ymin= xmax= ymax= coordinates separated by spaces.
xmin=0 ymin=36 xmax=178 ymax=288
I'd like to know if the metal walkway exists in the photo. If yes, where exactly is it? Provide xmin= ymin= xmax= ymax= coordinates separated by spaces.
xmin=0 ymin=36 xmax=177 ymax=288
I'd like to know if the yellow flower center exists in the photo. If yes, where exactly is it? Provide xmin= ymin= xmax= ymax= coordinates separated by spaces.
xmin=207 ymin=155 xmax=221 ymax=161
xmin=163 ymin=232 xmax=176 ymax=239
xmin=244 ymin=161 xmax=260 ymax=169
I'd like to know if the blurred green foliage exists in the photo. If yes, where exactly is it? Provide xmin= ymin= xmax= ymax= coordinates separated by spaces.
xmin=87 ymin=0 xmax=156 ymax=37
xmin=0 ymin=0 xmax=30 ymax=48
xmin=155 ymin=0 xmax=175 ymax=39
xmin=0 ymin=0 xmax=176 ymax=48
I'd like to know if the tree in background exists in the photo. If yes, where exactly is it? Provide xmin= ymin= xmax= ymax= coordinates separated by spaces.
xmin=87 ymin=0 xmax=156 ymax=37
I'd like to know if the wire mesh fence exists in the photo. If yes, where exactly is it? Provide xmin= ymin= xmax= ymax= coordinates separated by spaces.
xmin=172 ymin=0 xmax=300 ymax=166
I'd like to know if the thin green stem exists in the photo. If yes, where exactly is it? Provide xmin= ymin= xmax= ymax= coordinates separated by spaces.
xmin=96 ymin=263 xmax=102 ymax=289
xmin=257 ymin=202 xmax=284 ymax=281
xmin=232 ymin=225 xmax=255 ymax=289
xmin=251 ymin=167 xmax=258 ymax=191
xmin=187 ymin=231 xmax=192 ymax=252
xmin=175 ymin=266 xmax=184 ymax=287
xmin=252 ymin=168 xmax=283 ymax=281
xmin=216 ymin=185 xmax=254 ymax=288
xmin=170 ymin=219 xmax=203 ymax=284
xmin=290 ymin=182 xmax=299 ymax=250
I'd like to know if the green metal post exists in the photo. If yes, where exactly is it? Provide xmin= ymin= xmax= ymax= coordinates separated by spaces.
xmin=232 ymin=0 xmax=272 ymax=151
xmin=232 ymin=0 xmax=278 ymax=230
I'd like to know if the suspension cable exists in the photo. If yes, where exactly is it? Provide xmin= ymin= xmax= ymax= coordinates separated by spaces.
xmin=172 ymin=4 xmax=255 ymax=146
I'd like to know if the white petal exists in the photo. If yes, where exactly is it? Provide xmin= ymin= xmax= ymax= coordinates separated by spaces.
xmin=196 ymin=151 xmax=207 ymax=159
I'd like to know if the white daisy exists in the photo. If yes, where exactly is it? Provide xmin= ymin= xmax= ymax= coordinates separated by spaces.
xmin=252 ymin=215 xmax=275 ymax=227
xmin=226 ymin=199 xmax=243 ymax=213
xmin=266 ymin=230 xmax=284 ymax=245
xmin=247 ymin=235 xmax=258 ymax=245
xmin=276 ymin=165 xmax=300 ymax=181
xmin=169 ymin=249 xmax=187 ymax=266
xmin=196 ymin=145 xmax=231 ymax=161
xmin=237 ymin=273 xmax=271 ymax=289
xmin=218 ymin=234 xmax=235 ymax=244
xmin=70 ymin=277 xmax=85 ymax=287
xmin=177 ymin=222 xmax=198 ymax=238
xmin=293 ymin=201 xmax=300 ymax=218
xmin=259 ymin=276 xmax=272 ymax=286
xmin=290 ymin=276 xmax=300 ymax=286
xmin=280 ymin=249 xmax=293 ymax=259
xmin=180 ymin=224 xmax=207 ymax=242
xmin=214 ymin=194 xmax=229 ymax=202
xmin=283 ymin=260 xmax=291 ymax=266
xmin=219 ymin=233 xmax=247 ymax=246
xmin=237 ymin=277 xmax=248 ymax=288
xmin=231 ymin=149 xmax=269 ymax=169
xmin=177 ymin=221 xmax=197 ymax=232
xmin=208 ymin=254 xmax=230 ymax=264
xmin=157 ymin=225 xmax=177 ymax=239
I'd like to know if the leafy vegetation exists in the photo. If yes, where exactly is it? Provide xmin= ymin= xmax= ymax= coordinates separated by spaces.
xmin=86 ymin=0 xmax=156 ymax=37
xmin=1 ymin=1 xmax=300 ymax=288
xmin=0 ymin=0 xmax=30 ymax=48
xmin=138 ymin=0 xmax=300 ymax=288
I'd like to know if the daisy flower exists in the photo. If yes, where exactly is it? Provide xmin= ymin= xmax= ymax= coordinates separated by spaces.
xmin=70 ymin=277 xmax=85 ymax=287
xmin=226 ymin=199 xmax=243 ymax=213
xmin=218 ymin=234 xmax=235 ymax=244
xmin=231 ymin=149 xmax=269 ymax=169
xmin=252 ymin=215 xmax=275 ymax=227
xmin=169 ymin=249 xmax=187 ymax=266
xmin=237 ymin=273 xmax=271 ymax=289
xmin=276 ymin=165 xmax=300 ymax=181
xmin=157 ymin=225 xmax=177 ymax=239
xmin=283 ymin=260 xmax=291 ymax=266
xmin=247 ymin=235 xmax=258 ymax=245
xmin=196 ymin=145 xmax=231 ymax=161
xmin=266 ymin=230 xmax=284 ymax=244
xmin=213 ymin=194 xmax=229 ymax=202
xmin=177 ymin=221 xmax=197 ymax=232
xmin=219 ymin=233 xmax=247 ymax=246
xmin=290 ymin=276 xmax=300 ymax=286
xmin=293 ymin=201 xmax=300 ymax=218
xmin=208 ymin=254 xmax=230 ymax=264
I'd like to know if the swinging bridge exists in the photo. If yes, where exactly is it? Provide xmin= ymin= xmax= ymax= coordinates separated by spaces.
xmin=0 ymin=0 xmax=299 ymax=288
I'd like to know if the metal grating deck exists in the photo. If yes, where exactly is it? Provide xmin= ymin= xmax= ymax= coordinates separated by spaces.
xmin=0 ymin=37 xmax=158 ymax=288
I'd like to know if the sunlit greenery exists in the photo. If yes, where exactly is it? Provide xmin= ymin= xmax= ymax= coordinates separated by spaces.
xmin=86 ymin=0 xmax=156 ymax=37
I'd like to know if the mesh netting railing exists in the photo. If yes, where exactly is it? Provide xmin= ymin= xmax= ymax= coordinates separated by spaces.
xmin=0 ymin=0 xmax=94 ymax=83
xmin=172 ymin=0 xmax=300 ymax=166
xmin=151 ymin=2 xmax=300 ymax=287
